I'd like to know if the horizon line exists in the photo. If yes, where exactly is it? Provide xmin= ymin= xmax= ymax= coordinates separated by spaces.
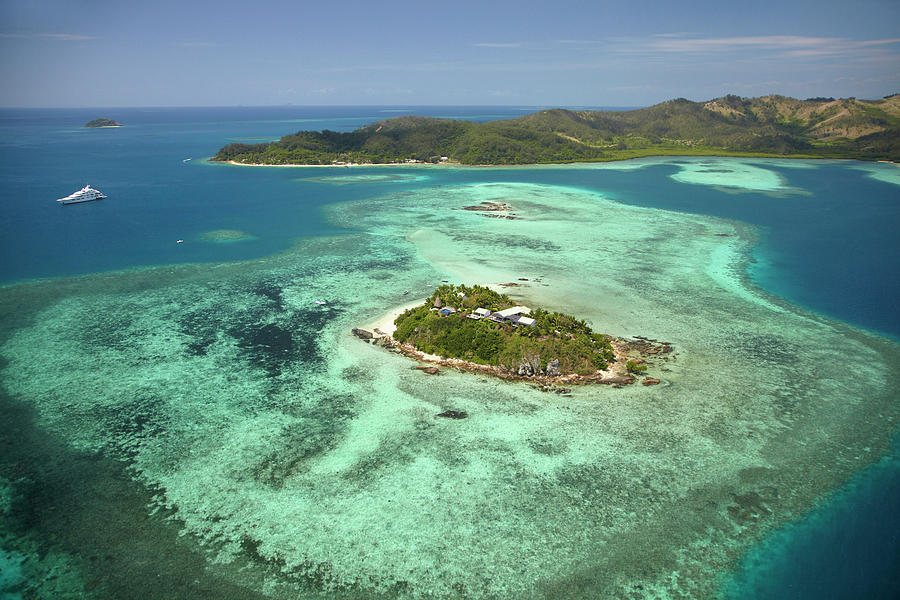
xmin=0 ymin=103 xmax=643 ymax=110
xmin=1 ymin=92 xmax=894 ymax=111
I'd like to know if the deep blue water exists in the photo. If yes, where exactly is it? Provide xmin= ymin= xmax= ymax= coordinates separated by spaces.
xmin=0 ymin=106 xmax=898 ymax=598
xmin=724 ymin=438 xmax=900 ymax=600
xmin=0 ymin=106 xmax=566 ymax=282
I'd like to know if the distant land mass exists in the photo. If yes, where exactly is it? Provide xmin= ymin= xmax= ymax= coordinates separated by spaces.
xmin=85 ymin=118 xmax=121 ymax=128
xmin=214 ymin=94 xmax=900 ymax=165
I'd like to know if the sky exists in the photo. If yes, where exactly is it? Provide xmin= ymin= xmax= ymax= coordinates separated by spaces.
xmin=1 ymin=0 xmax=898 ymax=107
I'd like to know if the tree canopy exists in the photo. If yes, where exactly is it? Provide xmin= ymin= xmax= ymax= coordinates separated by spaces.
xmin=392 ymin=285 xmax=615 ymax=375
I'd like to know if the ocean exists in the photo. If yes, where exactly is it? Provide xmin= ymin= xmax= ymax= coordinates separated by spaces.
xmin=0 ymin=106 xmax=897 ymax=599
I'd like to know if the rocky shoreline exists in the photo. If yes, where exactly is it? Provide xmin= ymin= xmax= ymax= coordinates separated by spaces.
xmin=458 ymin=201 xmax=518 ymax=220
xmin=351 ymin=327 xmax=676 ymax=388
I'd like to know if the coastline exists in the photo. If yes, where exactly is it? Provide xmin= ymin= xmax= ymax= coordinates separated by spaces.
xmin=357 ymin=330 xmax=638 ymax=386
xmin=213 ymin=153 xmax=899 ymax=169
xmin=353 ymin=300 xmax=678 ymax=387
xmin=363 ymin=299 xmax=422 ymax=336
xmin=223 ymin=159 xmax=451 ymax=168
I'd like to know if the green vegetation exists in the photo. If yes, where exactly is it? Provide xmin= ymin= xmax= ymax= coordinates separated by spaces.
xmin=213 ymin=95 xmax=900 ymax=165
xmin=392 ymin=285 xmax=615 ymax=376
xmin=85 ymin=118 xmax=121 ymax=128
xmin=625 ymin=360 xmax=647 ymax=374
xmin=214 ymin=116 xmax=606 ymax=165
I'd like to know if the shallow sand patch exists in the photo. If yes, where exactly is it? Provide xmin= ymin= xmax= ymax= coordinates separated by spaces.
xmin=199 ymin=229 xmax=256 ymax=243
xmin=668 ymin=158 xmax=792 ymax=192
xmin=854 ymin=161 xmax=900 ymax=186
xmin=302 ymin=173 xmax=430 ymax=185
xmin=584 ymin=156 xmax=815 ymax=194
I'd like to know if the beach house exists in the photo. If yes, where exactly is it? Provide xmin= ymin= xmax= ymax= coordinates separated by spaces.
xmin=493 ymin=306 xmax=531 ymax=322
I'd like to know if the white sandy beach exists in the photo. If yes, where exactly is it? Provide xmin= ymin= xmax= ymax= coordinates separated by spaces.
xmin=226 ymin=160 xmax=453 ymax=168
xmin=365 ymin=299 xmax=423 ymax=336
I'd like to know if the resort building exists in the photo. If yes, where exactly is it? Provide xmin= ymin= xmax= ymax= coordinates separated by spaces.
xmin=473 ymin=308 xmax=491 ymax=317
xmin=493 ymin=306 xmax=531 ymax=321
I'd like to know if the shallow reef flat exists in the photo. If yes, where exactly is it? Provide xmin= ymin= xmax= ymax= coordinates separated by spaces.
xmin=852 ymin=161 xmax=900 ymax=186
xmin=199 ymin=228 xmax=257 ymax=243
xmin=1 ymin=181 xmax=898 ymax=599
xmin=301 ymin=173 xmax=431 ymax=185
xmin=583 ymin=156 xmax=819 ymax=194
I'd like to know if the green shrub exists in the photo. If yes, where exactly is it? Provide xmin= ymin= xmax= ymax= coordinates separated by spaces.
xmin=626 ymin=360 xmax=647 ymax=373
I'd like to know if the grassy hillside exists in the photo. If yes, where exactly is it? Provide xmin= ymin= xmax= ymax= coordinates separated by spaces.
xmin=214 ymin=94 xmax=900 ymax=165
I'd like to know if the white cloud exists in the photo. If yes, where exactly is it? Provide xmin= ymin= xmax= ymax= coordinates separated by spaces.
xmin=556 ymin=40 xmax=598 ymax=45
xmin=648 ymin=35 xmax=841 ymax=52
xmin=38 ymin=33 xmax=98 ymax=41
xmin=612 ymin=34 xmax=900 ymax=62
xmin=0 ymin=32 xmax=98 ymax=41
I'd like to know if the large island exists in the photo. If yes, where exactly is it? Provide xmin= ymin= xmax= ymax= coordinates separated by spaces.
xmin=214 ymin=94 xmax=900 ymax=165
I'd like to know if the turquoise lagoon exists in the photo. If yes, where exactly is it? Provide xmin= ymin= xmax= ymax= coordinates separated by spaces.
xmin=0 ymin=108 xmax=898 ymax=599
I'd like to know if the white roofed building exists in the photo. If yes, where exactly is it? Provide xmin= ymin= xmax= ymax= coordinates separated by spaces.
xmin=494 ymin=306 xmax=531 ymax=320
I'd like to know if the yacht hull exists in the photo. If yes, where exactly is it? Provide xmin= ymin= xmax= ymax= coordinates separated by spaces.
xmin=59 ymin=195 xmax=106 ymax=205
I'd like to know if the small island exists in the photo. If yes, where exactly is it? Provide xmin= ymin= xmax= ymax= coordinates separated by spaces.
xmin=353 ymin=284 xmax=674 ymax=387
xmin=85 ymin=118 xmax=122 ymax=128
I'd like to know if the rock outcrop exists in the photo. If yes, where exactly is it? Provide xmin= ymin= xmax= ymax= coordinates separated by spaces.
xmin=545 ymin=358 xmax=560 ymax=376
xmin=436 ymin=410 xmax=468 ymax=419
xmin=347 ymin=326 xmax=673 ymax=388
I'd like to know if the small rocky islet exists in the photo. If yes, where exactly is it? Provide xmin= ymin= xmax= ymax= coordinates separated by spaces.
xmin=84 ymin=118 xmax=122 ymax=128
xmin=352 ymin=283 xmax=674 ymax=387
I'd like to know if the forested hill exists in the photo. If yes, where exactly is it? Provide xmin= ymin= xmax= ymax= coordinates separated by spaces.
xmin=214 ymin=94 xmax=900 ymax=165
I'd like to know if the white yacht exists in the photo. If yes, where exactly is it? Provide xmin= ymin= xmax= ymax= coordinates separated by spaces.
xmin=57 ymin=185 xmax=107 ymax=205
